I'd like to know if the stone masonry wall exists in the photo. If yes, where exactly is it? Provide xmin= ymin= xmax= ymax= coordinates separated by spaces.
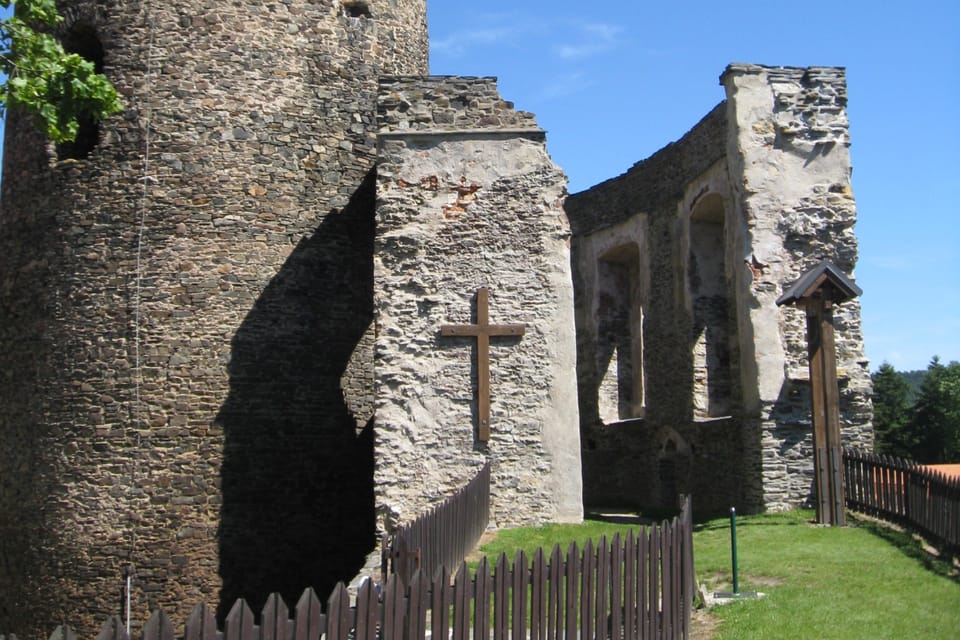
xmin=566 ymin=64 xmax=872 ymax=514
xmin=721 ymin=64 xmax=873 ymax=510
xmin=374 ymin=76 xmax=583 ymax=532
xmin=0 ymin=1 xmax=427 ymax=637
xmin=566 ymin=106 xmax=745 ymax=513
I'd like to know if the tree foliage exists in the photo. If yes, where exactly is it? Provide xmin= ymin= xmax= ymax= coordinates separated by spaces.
xmin=1 ymin=0 xmax=121 ymax=143
xmin=872 ymin=357 xmax=960 ymax=463
xmin=871 ymin=363 xmax=913 ymax=457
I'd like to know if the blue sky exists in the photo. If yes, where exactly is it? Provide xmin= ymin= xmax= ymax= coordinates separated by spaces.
xmin=1 ymin=1 xmax=957 ymax=372
xmin=427 ymin=1 xmax=959 ymax=372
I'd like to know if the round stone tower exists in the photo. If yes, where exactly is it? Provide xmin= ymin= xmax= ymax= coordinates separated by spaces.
xmin=0 ymin=1 xmax=428 ymax=636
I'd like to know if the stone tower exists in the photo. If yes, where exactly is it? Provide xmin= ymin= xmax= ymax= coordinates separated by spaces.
xmin=0 ymin=1 xmax=427 ymax=636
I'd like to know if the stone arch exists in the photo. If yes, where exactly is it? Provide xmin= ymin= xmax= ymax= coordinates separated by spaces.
xmin=688 ymin=192 xmax=732 ymax=418
xmin=56 ymin=21 xmax=108 ymax=160
xmin=657 ymin=428 xmax=692 ymax=508
xmin=596 ymin=242 xmax=645 ymax=421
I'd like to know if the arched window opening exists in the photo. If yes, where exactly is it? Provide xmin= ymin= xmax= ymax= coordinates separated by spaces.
xmin=56 ymin=24 xmax=106 ymax=160
xmin=596 ymin=243 xmax=645 ymax=422
xmin=689 ymin=193 xmax=732 ymax=418
xmin=342 ymin=1 xmax=372 ymax=18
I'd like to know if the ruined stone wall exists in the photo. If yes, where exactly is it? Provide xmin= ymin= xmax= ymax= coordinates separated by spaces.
xmin=374 ymin=76 xmax=583 ymax=531
xmin=567 ymin=64 xmax=872 ymax=515
xmin=0 ymin=1 xmax=428 ymax=636
xmin=566 ymin=105 xmax=744 ymax=512
xmin=721 ymin=64 xmax=873 ymax=510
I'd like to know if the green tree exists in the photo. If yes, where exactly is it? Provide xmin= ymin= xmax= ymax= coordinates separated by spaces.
xmin=1 ymin=0 xmax=121 ymax=143
xmin=907 ymin=357 xmax=960 ymax=463
xmin=871 ymin=362 xmax=914 ymax=457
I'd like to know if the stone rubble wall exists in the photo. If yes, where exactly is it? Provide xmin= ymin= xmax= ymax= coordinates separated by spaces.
xmin=0 ymin=1 xmax=428 ymax=637
xmin=374 ymin=76 xmax=583 ymax=532
xmin=567 ymin=64 xmax=872 ymax=514
xmin=721 ymin=64 xmax=873 ymax=510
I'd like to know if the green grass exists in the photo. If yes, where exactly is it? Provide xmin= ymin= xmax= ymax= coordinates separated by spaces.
xmin=475 ymin=509 xmax=960 ymax=639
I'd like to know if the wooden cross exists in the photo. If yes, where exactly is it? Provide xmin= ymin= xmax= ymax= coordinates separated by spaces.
xmin=441 ymin=287 xmax=525 ymax=442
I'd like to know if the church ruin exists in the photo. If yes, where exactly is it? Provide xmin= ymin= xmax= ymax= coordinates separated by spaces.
xmin=0 ymin=1 xmax=871 ymax=637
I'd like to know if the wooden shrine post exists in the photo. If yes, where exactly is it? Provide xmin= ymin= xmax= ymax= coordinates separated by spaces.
xmin=777 ymin=261 xmax=863 ymax=526
xmin=441 ymin=288 xmax=525 ymax=442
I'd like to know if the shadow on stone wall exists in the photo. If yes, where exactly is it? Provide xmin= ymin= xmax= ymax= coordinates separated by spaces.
xmin=216 ymin=171 xmax=377 ymax=622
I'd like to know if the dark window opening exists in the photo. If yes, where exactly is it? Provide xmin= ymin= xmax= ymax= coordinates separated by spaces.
xmin=342 ymin=2 xmax=372 ymax=18
xmin=56 ymin=24 xmax=106 ymax=160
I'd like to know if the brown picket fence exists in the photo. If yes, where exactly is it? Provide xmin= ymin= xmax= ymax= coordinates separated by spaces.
xmin=382 ymin=462 xmax=491 ymax=586
xmin=843 ymin=448 xmax=960 ymax=550
xmin=23 ymin=496 xmax=693 ymax=640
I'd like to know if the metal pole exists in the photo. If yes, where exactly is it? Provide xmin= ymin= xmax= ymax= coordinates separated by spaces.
xmin=730 ymin=507 xmax=739 ymax=594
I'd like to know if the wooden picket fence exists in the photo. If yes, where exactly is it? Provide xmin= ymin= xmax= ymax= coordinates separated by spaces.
xmin=21 ymin=496 xmax=694 ymax=640
xmin=843 ymin=448 xmax=960 ymax=550
xmin=382 ymin=462 xmax=491 ymax=586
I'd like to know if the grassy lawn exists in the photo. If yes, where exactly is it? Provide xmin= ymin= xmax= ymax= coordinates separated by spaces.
xmin=476 ymin=509 xmax=960 ymax=639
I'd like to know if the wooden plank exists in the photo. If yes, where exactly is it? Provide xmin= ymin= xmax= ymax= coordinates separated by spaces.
xmin=223 ymin=599 xmax=256 ymax=640
xmin=547 ymin=545 xmax=563 ymax=640
xmin=648 ymin=527 xmax=659 ymax=640
xmin=95 ymin=617 xmax=127 ymax=640
xmin=382 ymin=574 xmax=405 ymax=640
xmin=260 ymin=594 xmax=288 ymax=640
xmin=185 ymin=603 xmax=218 ymax=640
xmin=610 ymin=533 xmax=624 ymax=640
xmin=325 ymin=584 xmax=351 ymax=640
xmin=661 ymin=525 xmax=673 ymax=640
xmin=452 ymin=564 xmax=471 ymax=640
xmin=627 ymin=529 xmax=640 ymax=640
xmin=493 ymin=554 xmax=510 ymax=640
xmin=513 ymin=550 xmax=530 ymax=640
xmin=142 ymin=610 xmax=174 ymax=640
xmin=408 ymin=570 xmax=430 ymax=640
xmin=580 ymin=539 xmax=595 ymax=640
xmin=50 ymin=625 xmax=78 ymax=640
xmin=596 ymin=536 xmax=610 ymax=640
xmin=564 ymin=542 xmax=578 ymax=640
xmin=432 ymin=568 xmax=452 ymax=640
xmin=530 ymin=548 xmax=548 ymax=640
xmin=475 ymin=556 xmax=492 ymax=640
xmin=293 ymin=588 xmax=324 ymax=640
xmin=353 ymin=579 xmax=378 ymax=640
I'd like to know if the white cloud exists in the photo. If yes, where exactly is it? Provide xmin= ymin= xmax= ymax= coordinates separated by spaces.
xmin=432 ymin=25 xmax=524 ymax=58
xmin=554 ymin=23 xmax=624 ymax=60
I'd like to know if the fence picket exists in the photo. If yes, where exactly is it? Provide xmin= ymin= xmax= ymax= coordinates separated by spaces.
xmin=452 ymin=564 xmax=471 ymax=640
xmin=513 ymin=550 xmax=529 ymax=640
xmin=580 ymin=539 xmax=595 ymax=640
xmin=547 ymin=545 xmax=563 ymax=640
xmin=843 ymin=448 xmax=959 ymax=551
xmin=293 ymin=588 xmax=324 ymax=640
xmin=50 ymin=626 xmax=77 ymax=640
xmin=493 ymin=554 xmax=510 ymax=640
xmin=408 ymin=570 xmax=430 ymax=640
xmin=142 ymin=610 xmax=174 ymax=640
xmin=596 ymin=536 xmax=610 ymax=640
xmin=475 ymin=556 xmax=493 ymax=640
xmin=431 ymin=568 xmax=452 ymax=640
xmin=185 ymin=603 xmax=218 ymax=640
xmin=530 ymin=548 xmax=548 ymax=640
xmin=260 ymin=594 xmax=288 ymax=640
xmin=223 ymin=600 xmax=255 ymax=640
xmin=325 ymin=584 xmax=351 ymax=640
xmin=30 ymin=492 xmax=699 ymax=640
xmin=353 ymin=579 xmax=377 ymax=640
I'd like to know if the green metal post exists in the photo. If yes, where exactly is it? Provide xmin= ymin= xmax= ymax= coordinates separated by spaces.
xmin=730 ymin=507 xmax=739 ymax=594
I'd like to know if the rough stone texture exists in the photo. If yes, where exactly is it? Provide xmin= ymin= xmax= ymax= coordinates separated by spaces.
xmin=0 ymin=1 xmax=428 ymax=637
xmin=374 ymin=76 xmax=583 ymax=532
xmin=566 ymin=65 xmax=872 ymax=514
